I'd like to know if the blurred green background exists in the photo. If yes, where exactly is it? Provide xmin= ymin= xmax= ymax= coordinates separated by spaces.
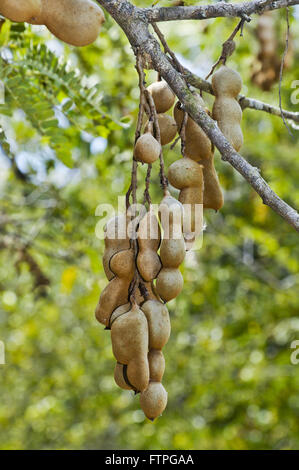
xmin=0 ymin=1 xmax=299 ymax=450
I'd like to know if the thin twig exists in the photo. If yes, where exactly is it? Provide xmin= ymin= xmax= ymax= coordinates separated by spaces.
xmin=152 ymin=22 xmax=185 ymax=76
xmin=279 ymin=7 xmax=293 ymax=137
xmin=143 ymin=164 xmax=152 ymax=206
xmin=205 ymin=17 xmax=250 ymax=81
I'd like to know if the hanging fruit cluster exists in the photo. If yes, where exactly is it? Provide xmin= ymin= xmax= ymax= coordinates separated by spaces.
xmin=0 ymin=0 xmax=105 ymax=46
xmin=95 ymin=55 xmax=243 ymax=420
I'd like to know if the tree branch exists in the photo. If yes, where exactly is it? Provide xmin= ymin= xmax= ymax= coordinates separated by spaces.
xmin=182 ymin=68 xmax=299 ymax=124
xmin=97 ymin=0 xmax=299 ymax=232
xmin=145 ymin=0 xmax=299 ymax=23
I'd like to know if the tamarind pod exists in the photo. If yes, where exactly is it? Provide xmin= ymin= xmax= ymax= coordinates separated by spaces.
xmin=111 ymin=304 xmax=149 ymax=392
xmin=30 ymin=0 xmax=105 ymax=47
xmin=0 ymin=0 xmax=42 ymax=22
xmin=141 ymin=300 xmax=171 ymax=350
xmin=137 ymin=210 xmax=162 ymax=282
xmin=212 ymin=66 xmax=243 ymax=151
xmin=157 ymin=194 xmax=185 ymax=302
xmin=158 ymin=193 xmax=184 ymax=232
xmin=103 ymin=214 xmax=130 ymax=281
xmin=156 ymin=268 xmax=184 ymax=303
xmin=147 ymin=81 xmax=175 ymax=113
xmin=134 ymin=133 xmax=161 ymax=164
xmin=140 ymin=382 xmax=168 ymax=420
xmin=95 ymin=249 xmax=134 ymax=326
xmin=114 ymin=363 xmax=133 ymax=391
xmin=160 ymin=238 xmax=185 ymax=269
xmin=127 ymin=356 xmax=150 ymax=393
xmin=145 ymin=115 xmax=177 ymax=146
xmin=173 ymin=102 xmax=212 ymax=161
xmin=109 ymin=303 xmax=131 ymax=328
xmin=179 ymin=186 xmax=203 ymax=235
xmin=200 ymin=153 xmax=224 ymax=211
xmin=168 ymin=157 xmax=203 ymax=189
xmin=148 ymin=350 xmax=165 ymax=383
xmin=168 ymin=157 xmax=204 ymax=245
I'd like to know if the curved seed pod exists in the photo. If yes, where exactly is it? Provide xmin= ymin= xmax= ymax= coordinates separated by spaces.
xmin=147 ymin=81 xmax=175 ymax=113
xmin=127 ymin=357 xmax=149 ymax=393
xmin=168 ymin=157 xmax=204 ymax=241
xmin=0 ymin=0 xmax=41 ymax=22
xmin=168 ymin=157 xmax=202 ymax=189
xmin=140 ymin=382 xmax=168 ymax=420
xmin=103 ymin=214 xmax=130 ymax=281
xmin=137 ymin=209 xmax=161 ymax=282
xmin=114 ymin=363 xmax=133 ymax=390
xmin=156 ymin=194 xmax=185 ymax=303
xmin=109 ymin=303 xmax=131 ymax=328
xmin=111 ymin=303 xmax=149 ymax=392
xmin=145 ymin=115 xmax=177 ymax=146
xmin=159 ymin=238 xmax=185 ymax=269
xmin=148 ymin=350 xmax=165 ymax=383
xmin=173 ymin=101 xmax=211 ymax=161
xmin=212 ymin=65 xmax=243 ymax=151
xmin=95 ymin=249 xmax=134 ymax=326
xmin=134 ymin=132 xmax=161 ymax=164
xmin=201 ymin=153 xmax=224 ymax=211
xmin=156 ymin=268 xmax=184 ymax=303
xmin=29 ymin=0 xmax=105 ymax=47
xmin=141 ymin=300 xmax=170 ymax=350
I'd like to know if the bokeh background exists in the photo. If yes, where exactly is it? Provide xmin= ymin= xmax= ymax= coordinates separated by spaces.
xmin=0 ymin=1 xmax=299 ymax=450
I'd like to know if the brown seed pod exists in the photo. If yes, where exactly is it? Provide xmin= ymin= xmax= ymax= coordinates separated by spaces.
xmin=156 ymin=268 xmax=184 ymax=303
xmin=114 ymin=363 xmax=133 ymax=390
xmin=95 ymin=249 xmax=135 ymax=326
xmin=156 ymin=194 xmax=185 ymax=302
xmin=147 ymin=81 xmax=175 ymax=113
xmin=0 ymin=0 xmax=41 ymax=22
xmin=137 ymin=209 xmax=161 ymax=282
xmin=201 ymin=152 xmax=224 ymax=211
xmin=111 ymin=303 xmax=149 ymax=392
xmin=109 ymin=303 xmax=131 ymax=327
xmin=159 ymin=238 xmax=185 ymax=269
xmin=146 ymin=115 xmax=177 ymax=146
xmin=134 ymin=132 xmax=161 ymax=164
xmin=29 ymin=0 xmax=105 ymax=47
xmin=148 ymin=350 xmax=165 ymax=383
xmin=141 ymin=300 xmax=170 ymax=350
xmin=168 ymin=157 xmax=202 ymax=189
xmin=140 ymin=382 xmax=168 ymax=420
xmin=173 ymin=101 xmax=212 ymax=161
xmin=212 ymin=65 xmax=243 ymax=151
xmin=102 ymin=214 xmax=130 ymax=281
xmin=170 ymin=158 xmax=204 ymax=239
xmin=158 ymin=193 xmax=184 ymax=230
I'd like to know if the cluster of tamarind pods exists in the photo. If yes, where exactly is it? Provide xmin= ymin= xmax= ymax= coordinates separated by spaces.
xmin=1 ymin=0 xmax=244 ymax=421
xmin=0 ymin=0 xmax=105 ymax=47
xmin=96 ymin=66 xmax=243 ymax=420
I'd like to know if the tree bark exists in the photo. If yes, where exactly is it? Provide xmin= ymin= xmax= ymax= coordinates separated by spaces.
xmin=97 ymin=0 xmax=299 ymax=232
